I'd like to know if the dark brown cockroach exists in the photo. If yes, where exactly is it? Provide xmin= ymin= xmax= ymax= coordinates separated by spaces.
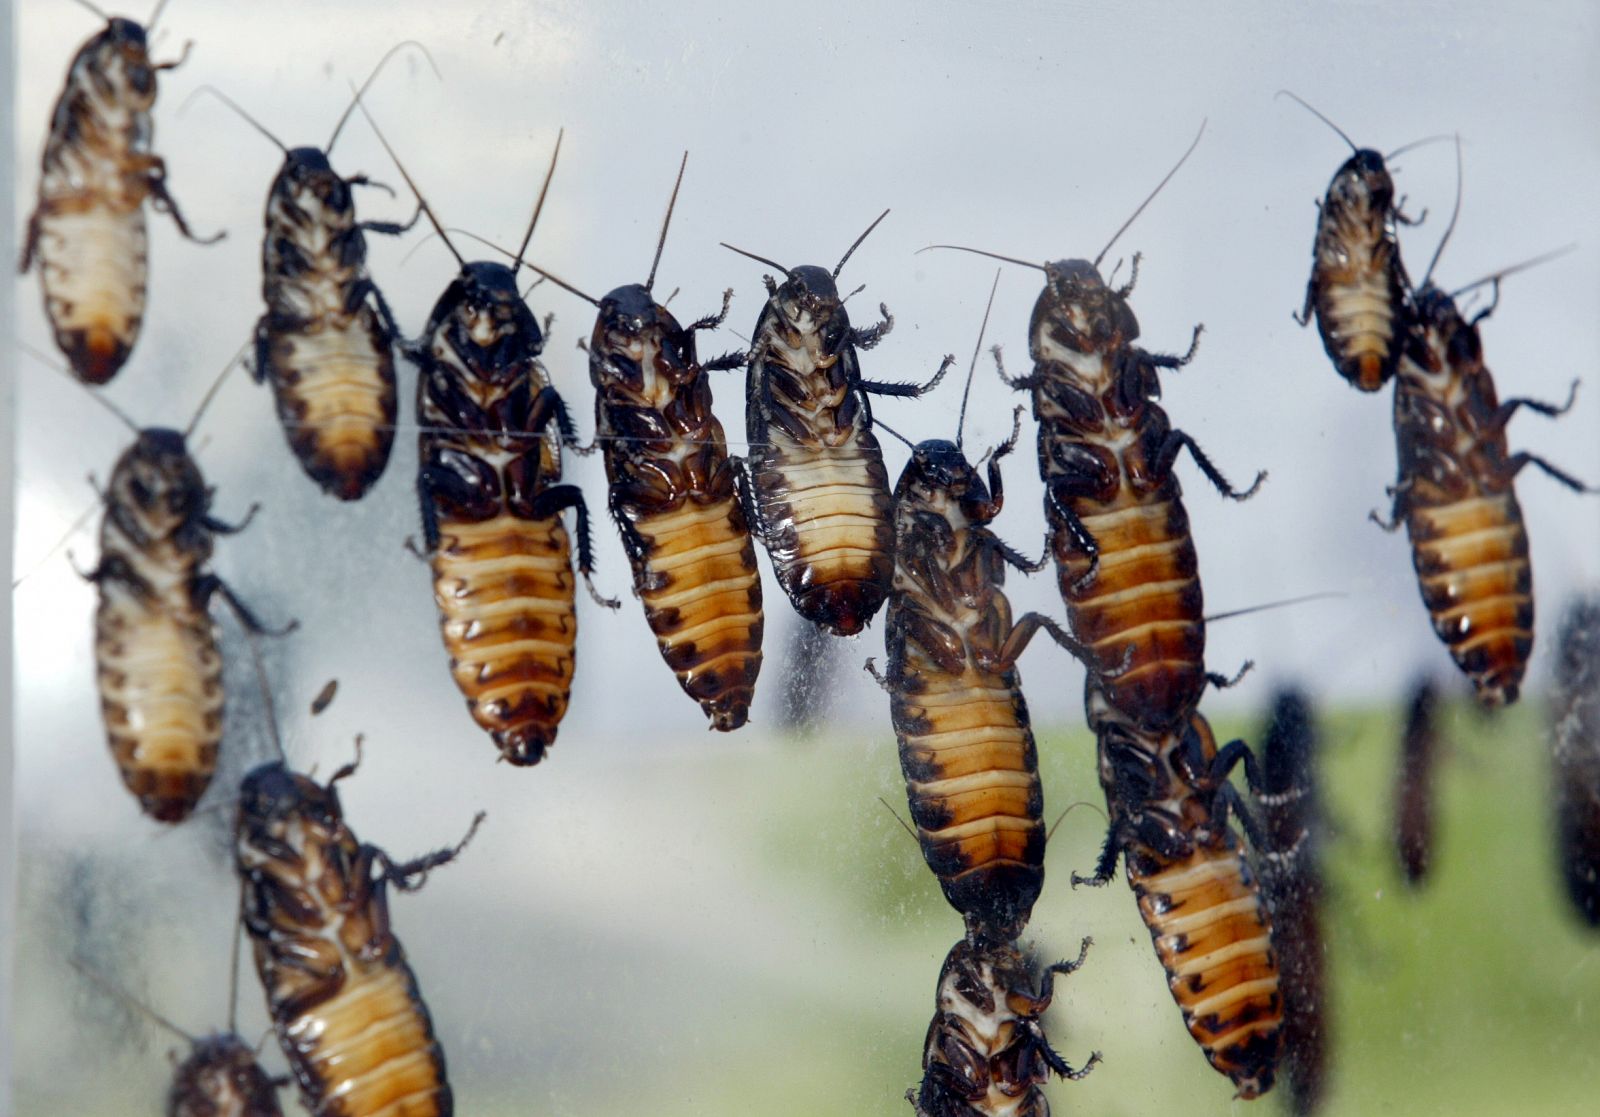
xmin=236 ymin=754 xmax=483 ymax=1117
xmin=1279 ymin=92 xmax=1437 ymax=392
xmin=1079 ymin=679 xmax=1282 ymax=1098
xmin=913 ymin=936 xmax=1098 ymax=1117
xmin=1395 ymin=676 xmax=1441 ymax=886
xmin=926 ymin=123 xmax=1263 ymax=733
xmin=525 ymin=155 xmax=764 ymax=731
xmin=21 ymin=0 xmax=222 ymax=384
xmin=1551 ymin=596 xmax=1600 ymax=927
xmin=356 ymin=101 xmax=615 ymax=764
xmin=722 ymin=212 xmax=950 ymax=636
xmin=1378 ymin=245 xmax=1591 ymax=707
xmin=188 ymin=45 xmax=432 ymax=500
xmin=1256 ymin=686 xmax=1328 ymax=1116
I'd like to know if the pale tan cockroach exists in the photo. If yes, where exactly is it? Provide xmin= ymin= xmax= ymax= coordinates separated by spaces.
xmin=236 ymin=751 xmax=482 ymax=1117
xmin=21 ymin=0 xmax=223 ymax=384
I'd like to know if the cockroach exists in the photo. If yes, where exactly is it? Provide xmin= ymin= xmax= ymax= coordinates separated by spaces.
xmin=76 ymin=357 xmax=286 ymax=822
xmin=236 ymin=752 xmax=483 ymax=1117
xmin=870 ymin=278 xmax=1092 ymax=942
xmin=1551 ymin=596 xmax=1600 ymax=927
xmin=926 ymin=122 xmax=1264 ymax=732
xmin=187 ymin=44 xmax=433 ymax=500
xmin=721 ymin=212 xmax=950 ymax=636
xmin=1394 ymin=676 xmax=1441 ymax=886
xmin=1078 ymin=679 xmax=1281 ymax=1098
xmin=1378 ymin=234 xmax=1591 ymax=706
xmin=355 ymin=100 xmax=616 ymax=765
xmin=913 ymin=935 xmax=1099 ymax=1117
xmin=20 ymin=0 xmax=222 ymax=385
xmin=1279 ymin=92 xmax=1441 ymax=392
xmin=1256 ymin=687 xmax=1328 ymax=1116
xmin=523 ymin=155 xmax=764 ymax=731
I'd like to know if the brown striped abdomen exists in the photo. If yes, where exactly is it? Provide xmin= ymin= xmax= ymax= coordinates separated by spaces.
xmin=34 ymin=202 xmax=148 ymax=384
xmin=94 ymin=591 xmax=223 ymax=822
xmin=264 ymin=309 xmax=397 ymax=501
xmin=1130 ymin=844 xmax=1280 ymax=1098
xmin=1315 ymin=250 xmax=1403 ymax=393
xmin=632 ymin=494 xmax=763 ymax=730
xmin=431 ymin=511 xmax=576 ymax=766
xmin=750 ymin=433 xmax=893 ymax=636
xmin=1056 ymin=484 xmax=1203 ymax=729
xmin=1406 ymin=491 xmax=1532 ymax=707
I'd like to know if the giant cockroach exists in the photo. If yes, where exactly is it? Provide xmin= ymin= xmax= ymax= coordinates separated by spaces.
xmin=236 ymin=750 xmax=483 ymax=1117
xmin=1378 ymin=235 xmax=1591 ymax=706
xmin=21 ymin=0 xmax=222 ymax=384
xmin=1256 ymin=686 xmax=1328 ymax=1116
xmin=186 ymin=44 xmax=434 ymax=500
xmin=925 ymin=123 xmax=1264 ymax=733
xmin=1551 ymin=596 xmax=1600 ymax=927
xmin=913 ymin=936 xmax=1098 ymax=1117
xmin=721 ymin=212 xmax=950 ymax=636
xmin=355 ymin=100 xmax=616 ymax=764
xmin=1279 ymin=92 xmax=1438 ymax=392
xmin=870 ymin=278 xmax=1092 ymax=943
xmin=1079 ymin=679 xmax=1281 ymax=1098
xmin=523 ymin=155 xmax=764 ymax=731
xmin=1395 ymin=675 xmax=1441 ymax=886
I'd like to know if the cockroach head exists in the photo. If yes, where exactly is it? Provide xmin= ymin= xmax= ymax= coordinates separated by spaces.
xmin=171 ymin=1034 xmax=277 ymax=1112
xmin=776 ymin=265 xmax=849 ymax=347
xmin=900 ymin=439 xmax=992 ymax=519
xmin=597 ymin=282 xmax=673 ymax=340
xmin=110 ymin=429 xmax=207 ymax=527
xmin=237 ymin=762 xmax=340 ymax=834
xmin=435 ymin=261 xmax=544 ymax=355
xmin=1329 ymin=149 xmax=1394 ymax=211
xmin=279 ymin=147 xmax=351 ymax=210
xmin=90 ymin=18 xmax=158 ymax=102
xmin=1037 ymin=258 xmax=1142 ymax=348
xmin=1411 ymin=282 xmax=1478 ymax=364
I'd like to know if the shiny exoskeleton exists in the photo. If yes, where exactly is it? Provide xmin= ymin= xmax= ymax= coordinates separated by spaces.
xmin=913 ymin=936 xmax=1098 ymax=1117
xmin=1395 ymin=677 xmax=1440 ymax=885
xmin=1257 ymin=687 xmax=1328 ymax=1116
xmin=730 ymin=224 xmax=945 ymax=636
xmin=170 ymin=1034 xmax=287 ymax=1117
xmin=237 ymin=760 xmax=474 ymax=1117
xmin=999 ymin=259 xmax=1259 ymax=731
xmin=1552 ymin=597 xmax=1600 ymax=927
xmin=1383 ymin=281 xmax=1587 ymax=706
xmin=89 ymin=428 xmax=266 ymax=822
xmin=21 ymin=13 xmax=218 ymax=383
xmin=879 ymin=429 xmax=1084 ymax=942
xmin=1081 ymin=680 xmax=1282 ymax=1098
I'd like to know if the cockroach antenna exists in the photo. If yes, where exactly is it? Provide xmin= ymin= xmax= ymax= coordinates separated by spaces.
xmin=514 ymin=261 xmax=600 ymax=307
xmin=1448 ymin=244 xmax=1578 ymax=300
xmin=242 ymin=617 xmax=286 ymax=764
xmin=352 ymin=88 xmax=466 ymax=270
xmin=1275 ymin=90 xmax=1357 ymax=153
xmin=956 ymin=269 xmax=1003 ymax=452
xmin=719 ymin=242 xmax=792 ymax=277
xmin=182 ymin=86 xmax=288 ymax=153
xmin=184 ymin=343 xmax=250 ymax=440
xmin=327 ymin=40 xmax=440 ymax=154
xmin=1419 ymin=134 xmax=1464 ymax=291
xmin=1386 ymin=133 xmax=1456 ymax=162
xmin=70 ymin=0 xmax=113 ymax=25
xmin=1094 ymin=118 xmax=1206 ymax=269
xmin=69 ymin=958 xmax=196 ymax=1044
xmin=18 ymin=339 xmax=140 ymax=434
xmin=834 ymin=208 xmax=891 ymax=278
xmin=146 ymin=0 xmax=170 ymax=32
xmin=874 ymin=417 xmax=917 ymax=452
xmin=916 ymin=244 xmax=1046 ymax=272
xmin=1203 ymin=590 xmax=1347 ymax=624
xmin=513 ymin=127 xmax=563 ymax=270
xmin=646 ymin=151 xmax=689 ymax=292
xmin=226 ymin=891 xmax=244 ymax=1035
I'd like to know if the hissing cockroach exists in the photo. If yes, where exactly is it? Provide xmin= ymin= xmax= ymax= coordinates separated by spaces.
xmin=1381 ymin=249 xmax=1591 ymax=707
xmin=1280 ymin=91 xmax=1433 ymax=393
xmin=1551 ymin=596 xmax=1600 ymax=927
xmin=722 ymin=212 xmax=950 ymax=636
xmin=1395 ymin=676 xmax=1440 ymax=886
xmin=356 ymin=103 xmax=615 ymax=764
xmin=929 ymin=123 xmax=1263 ymax=732
xmin=236 ymin=756 xmax=483 ymax=1117
xmin=1256 ymin=687 xmax=1329 ymax=1117
xmin=1079 ymin=680 xmax=1281 ymax=1098
xmin=21 ymin=0 xmax=222 ymax=384
xmin=190 ymin=45 xmax=432 ymax=500
xmin=913 ymin=936 xmax=1099 ymax=1117
xmin=529 ymin=155 xmax=764 ymax=731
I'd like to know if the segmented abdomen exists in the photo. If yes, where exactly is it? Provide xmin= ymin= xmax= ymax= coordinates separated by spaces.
xmin=1054 ymin=480 xmax=1203 ymax=729
xmin=750 ymin=432 xmax=892 ymax=636
xmin=34 ymin=202 xmax=148 ymax=383
xmin=430 ymin=510 xmax=576 ymax=766
xmin=94 ymin=575 xmax=222 ymax=822
xmin=1406 ymin=490 xmax=1532 ymax=707
xmin=1130 ymin=842 xmax=1280 ymax=1098
xmin=263 ymin=309 xmax=397 ymax=501
xmin=1314 ymin=223 xmax=1404 ymax=392
xmin=630 ymin=493 xmax=764 ymax=731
